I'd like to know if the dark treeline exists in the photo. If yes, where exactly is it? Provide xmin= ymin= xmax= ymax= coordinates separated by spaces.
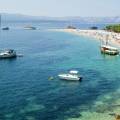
xmin=105 ymin=24 xmax=120 ymax=33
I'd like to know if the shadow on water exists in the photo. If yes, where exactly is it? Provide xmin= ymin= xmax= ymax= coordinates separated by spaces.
xmin=0 ymin=57 xmax=17 ymax=62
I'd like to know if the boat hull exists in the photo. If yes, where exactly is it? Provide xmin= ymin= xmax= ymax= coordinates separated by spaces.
xmin=100 ymin=47 xmax=119 ymax=55
xmin=101 ymin=50 xmax=119 ymax=55
xmin=2 ymin=27 xmax=9 ymax=30
xmin=0 ymin=54 xmax=17 ymax=59
xmin=24 ymin=27 xmax=36 ymax=30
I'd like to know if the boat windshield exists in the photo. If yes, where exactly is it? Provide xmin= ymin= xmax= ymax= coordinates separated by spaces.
xmin=69 ymin=70 xmax=78 ymax=74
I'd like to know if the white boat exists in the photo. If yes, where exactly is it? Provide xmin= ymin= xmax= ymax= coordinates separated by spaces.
xmin=24 ymin=26 xmax=36 ymax=30
xmin=58 ymin=70 xmax=82 ymax=81
xmin=100 ymin=34 xmax=119 ymax=55
xmin=0 ymin=49 xmax=17 ymax=59
xmin=101 ymin=45 xmax=119 ymax=55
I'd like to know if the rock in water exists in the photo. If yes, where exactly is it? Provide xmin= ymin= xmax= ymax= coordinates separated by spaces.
xmin=115 ymin=115 xmax=120 ymax=120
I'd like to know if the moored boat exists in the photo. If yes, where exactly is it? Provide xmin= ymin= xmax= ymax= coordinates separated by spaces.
xmin=2 ymin=27 xmax=9 ymax=30
xmin=0 ymin=49 xmax=17 ymax=59
xmin=58 ymin=70 xmax=82 ymax=81
xmin=24 ymin=26 xmax=36 ymax=30
xmin=101 ymin=45 xmax=119 ymax=55
xmin=100 ymin=34 xmax=119 ymax=55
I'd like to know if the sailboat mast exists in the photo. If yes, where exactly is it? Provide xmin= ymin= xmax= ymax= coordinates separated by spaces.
xmin=0 ymin=14 xmax=1 ymax=30
xmin=106 ymin=34 xmax=109 ymax=45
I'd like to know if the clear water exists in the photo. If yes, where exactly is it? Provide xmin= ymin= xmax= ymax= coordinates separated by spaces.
xmin=0 ymin=22 xmax=120 ymax=120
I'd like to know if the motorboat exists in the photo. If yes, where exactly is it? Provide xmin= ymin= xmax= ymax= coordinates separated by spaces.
xmin=0 ymin=49 xmax=17 ymax=59
xmin=58 ymin=70 xmax=82 ymax=81
xmin=2 ymin=27 xmax=9 ymax=30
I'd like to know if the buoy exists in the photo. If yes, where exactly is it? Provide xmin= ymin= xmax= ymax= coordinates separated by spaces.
xmin=48 ymin=76 xmax=54 ymax=80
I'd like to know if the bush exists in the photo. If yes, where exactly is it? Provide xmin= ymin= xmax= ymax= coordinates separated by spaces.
xmin=105 ymin=24 xmax=120 ymax=33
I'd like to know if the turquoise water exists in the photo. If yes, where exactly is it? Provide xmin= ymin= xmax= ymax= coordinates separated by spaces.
xmin=0 ymin=22 xmax=120 ymax=120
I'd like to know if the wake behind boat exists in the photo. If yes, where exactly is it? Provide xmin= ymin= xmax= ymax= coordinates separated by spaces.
xmin=58 ymin=70 xmax=82 ymax=81
xmin=0 ymin=49 xmax=17 ymax=59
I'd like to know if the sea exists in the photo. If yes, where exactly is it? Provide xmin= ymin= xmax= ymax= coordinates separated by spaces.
xmin=0 ymin=21 xmax=120 ymax=120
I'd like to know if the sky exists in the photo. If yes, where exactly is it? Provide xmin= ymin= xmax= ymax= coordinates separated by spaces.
xmin=0 ymin=0 xmax=119 ymax=17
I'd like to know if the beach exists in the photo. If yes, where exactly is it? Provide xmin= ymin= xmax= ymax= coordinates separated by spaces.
xmin=52 ymin=29 xmax=120 ymax=47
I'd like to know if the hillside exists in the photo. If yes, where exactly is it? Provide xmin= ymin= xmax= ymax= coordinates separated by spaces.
xmin=1 ymin=13 xmax=120 ymax=24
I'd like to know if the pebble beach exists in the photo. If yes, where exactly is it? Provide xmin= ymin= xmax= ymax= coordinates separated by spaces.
xmin=53 ymin=29 xmax=120 ymax=47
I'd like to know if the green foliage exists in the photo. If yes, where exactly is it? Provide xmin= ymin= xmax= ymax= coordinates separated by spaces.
xmin=105 ymin=24 xmax=120 ymax=33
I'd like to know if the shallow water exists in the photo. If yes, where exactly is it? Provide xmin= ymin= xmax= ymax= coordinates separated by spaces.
xmin=0 ymin=22 xmax=120 ymax=120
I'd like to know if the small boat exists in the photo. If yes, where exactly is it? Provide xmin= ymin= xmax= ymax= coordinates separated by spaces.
xmin=2 ymin=27 xmax=9 ymax=30
xmin=0 ymin=15 xmax=9 ymax=30
xmin=101 ymin=45 xmax=119 ymax=55
xmin=0 ymin=49 xmax=17 ymax=59
xmin=24 ymin=26 xmax=36 ymax=30
xmin=100 ymin=35 xmax=119 ymax=55
xmin=58 ymin=70 xmax=82 ymax=81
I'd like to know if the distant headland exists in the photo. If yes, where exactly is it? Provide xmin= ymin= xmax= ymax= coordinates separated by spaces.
xmin=0 ymin=13 xmax=120 ymax=23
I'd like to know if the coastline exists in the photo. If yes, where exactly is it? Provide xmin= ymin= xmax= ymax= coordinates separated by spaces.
xmin=51 ymin=29 xmax=120 ymax=47
xmin=50 ymin=28 xmax=120 ymax=120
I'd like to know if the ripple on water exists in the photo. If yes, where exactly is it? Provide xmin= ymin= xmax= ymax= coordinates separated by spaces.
xmin=5 ymin=113 xmax=14 ymax=119
xmin=26 ymin=96 xmax=37 ymax=102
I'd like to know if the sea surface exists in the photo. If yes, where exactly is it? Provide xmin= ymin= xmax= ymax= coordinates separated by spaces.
xmin=0 ymin=21 xmax=120 ymax=120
